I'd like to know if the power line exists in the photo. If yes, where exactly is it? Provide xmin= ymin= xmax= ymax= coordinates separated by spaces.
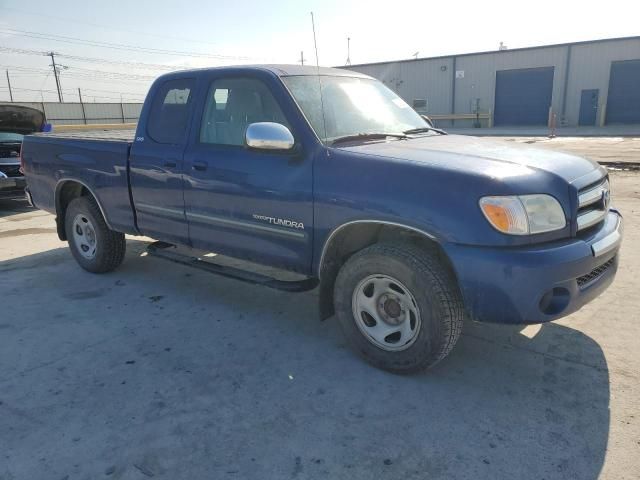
xmin=3 ymin=73 xmax=54 ymax=77
xmin=57 ymin=53 xmax=177 ymax=71
xmin=0 ymin=86 xmax=146 ymax=102
xmin=0 ymin=65 xmax=53 ymax=73
xmin=0 ymin=64 xmax=156 ymax=82
xmin=0 ymin=85 xmax=145 ymax=97
xmin=0 ymin=27 xmax=259 ymax=104
xmin=0 ymin=46 xmax=179 ymax=71
xmin=0 ymin=43 xmax=256 ymax=101
xmin=0 ymin=28 xmax=253 ymax=60
xmin=3 ymin=6 xmax=223 ymax=48
xmin=59 ymin=75 xmax=151 ymax=86
xmin=59 ymin=64 xmax=156 ymax=80
xmin=0 ymin=86 xmax=61 ymax=93
xmin=34 ymin=70 xmax=52 ymax=102
xmin=76 ymin=93 xmax=144 ymax=101
xmin=62 ymin=86 xmax=146 ymax=95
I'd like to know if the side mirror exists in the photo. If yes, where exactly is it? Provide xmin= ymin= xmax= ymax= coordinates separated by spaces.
xmin=245 ymin=122 xmax=295 ymax=151
xmin=421 ymin=115 xmax=434 ymax=128
xmin=42 ymin=123 xmax=53 ymax=132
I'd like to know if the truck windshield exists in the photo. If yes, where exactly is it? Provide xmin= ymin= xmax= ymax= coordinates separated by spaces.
xmin=283 ymin=75 xmax=430 ymax=144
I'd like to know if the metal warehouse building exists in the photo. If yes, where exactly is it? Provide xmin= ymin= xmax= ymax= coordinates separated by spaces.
xmin=345 ymin=36 xmax=640 ymax=128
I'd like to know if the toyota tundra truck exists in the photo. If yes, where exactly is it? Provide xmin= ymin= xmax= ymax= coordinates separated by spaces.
xmin=21 ymin=65 xmax=623 ymax=373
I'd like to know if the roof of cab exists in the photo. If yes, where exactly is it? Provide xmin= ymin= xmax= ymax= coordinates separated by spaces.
xmin=158 ymin=64 xmax=371 ymax=80
xmin=257 ymin=64 xmax=371 ymax=78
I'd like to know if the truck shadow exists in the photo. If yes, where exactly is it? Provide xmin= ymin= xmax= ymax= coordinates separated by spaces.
xmin=0 ymin=239 xmax=609 ymax=480
xmin=0 ymin=198 xmax=33 ymax=217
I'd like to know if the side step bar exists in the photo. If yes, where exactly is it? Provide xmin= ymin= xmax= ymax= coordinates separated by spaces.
xmin=146 ymin=242 xmax=318 ymax=293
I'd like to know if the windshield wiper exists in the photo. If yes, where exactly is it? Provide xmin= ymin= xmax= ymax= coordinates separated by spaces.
xmin=330 ymin=132 xmax=408 ymax=146
xmin=402 ymin=126 xmax=447 ymax=135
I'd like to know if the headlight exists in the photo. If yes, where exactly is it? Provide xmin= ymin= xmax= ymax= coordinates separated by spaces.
xmin=480 ymin=194 xmax=566 ymax=235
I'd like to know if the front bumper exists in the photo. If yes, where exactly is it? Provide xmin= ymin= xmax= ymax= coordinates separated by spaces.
xmin=445 ymin=210 xmax=623 ymax=324
xmin=0 ymin=175 xmax=26 ymax=199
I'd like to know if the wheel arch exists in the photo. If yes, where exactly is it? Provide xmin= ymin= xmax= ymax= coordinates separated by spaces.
xmin=316 ymin=220 xmax=457 ymax=320
xmin=54 ymin=179 xmax=112 ymax=240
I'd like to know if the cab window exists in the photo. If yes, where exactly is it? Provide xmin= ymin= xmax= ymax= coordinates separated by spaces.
xmin=200 ymin=78 xmax=290 ymax=146
xmin=147 ymin=78 xmax=194 ymax=144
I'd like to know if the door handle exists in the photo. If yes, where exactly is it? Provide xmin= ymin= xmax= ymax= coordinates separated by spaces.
xmin=192 ymin=160 xmax=208 ymax=172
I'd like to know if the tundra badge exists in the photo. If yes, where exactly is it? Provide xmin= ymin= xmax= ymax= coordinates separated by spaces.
xmin=253 ymin=214 xmax=304 ymax=230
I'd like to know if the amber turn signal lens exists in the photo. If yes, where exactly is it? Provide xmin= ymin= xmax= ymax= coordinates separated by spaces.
xmin=479 ymin=196 xmax=529 ymax=235
xmin=481 ymin=204 xmax=510 ymax=232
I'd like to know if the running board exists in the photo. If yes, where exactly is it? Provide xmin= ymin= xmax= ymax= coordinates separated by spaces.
xmin=146 ymin=242 xmax=318 ymax=293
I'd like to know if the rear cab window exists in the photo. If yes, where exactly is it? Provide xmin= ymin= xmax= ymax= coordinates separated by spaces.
xmin=147 ymin=78 xmax=195 ymax=144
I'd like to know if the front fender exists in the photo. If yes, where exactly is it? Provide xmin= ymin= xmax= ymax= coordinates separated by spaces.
xmin=313 ymin=146 xmax=573 ymax=271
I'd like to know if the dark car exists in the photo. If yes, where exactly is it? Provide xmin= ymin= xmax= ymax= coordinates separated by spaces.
xmin=0 ymin=104 xmax=45 ymax=200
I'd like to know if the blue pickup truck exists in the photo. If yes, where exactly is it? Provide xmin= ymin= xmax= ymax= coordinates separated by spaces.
xmin=21 ymin=65 xmax=622 ymax=372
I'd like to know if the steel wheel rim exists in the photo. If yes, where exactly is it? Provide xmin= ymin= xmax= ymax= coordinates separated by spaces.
xmin=351 ymin=274 xmax=421 ymax=352
xmin=72 ymin=214 xmax=97 ymax=260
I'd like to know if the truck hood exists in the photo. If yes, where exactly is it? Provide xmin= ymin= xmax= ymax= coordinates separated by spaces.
xmin=0 ymin=105 xmax=45 ymax=134
xmin=339 ymin=134 xmax=600 ymax=183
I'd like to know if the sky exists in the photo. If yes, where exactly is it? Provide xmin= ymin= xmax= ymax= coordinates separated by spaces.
xmin=0 ymin=0 xmax=638 ymax=102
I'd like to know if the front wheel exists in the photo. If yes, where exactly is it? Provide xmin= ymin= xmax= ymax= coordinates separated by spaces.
xmin=64 ymin=196 xmax=126 ymax=273
xmin=334 ymin=243 xmax=464 ymax=373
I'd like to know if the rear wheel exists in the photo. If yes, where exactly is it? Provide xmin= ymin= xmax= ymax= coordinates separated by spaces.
xmin=64 ymin=196 xmax=126 ymax=273
xmin=334 ymin=243 xmax=464 ymax=373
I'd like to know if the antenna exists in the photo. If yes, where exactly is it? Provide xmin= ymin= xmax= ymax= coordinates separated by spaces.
xmin=311 ymin=12 xmax=320 ymax=68
xmin=346 ymin=37 xmax=351 ymax=66
xmin=310 ymin=11 xmax=328 ymax=143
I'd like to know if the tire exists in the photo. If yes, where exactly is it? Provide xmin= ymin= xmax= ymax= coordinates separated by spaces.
xmin=333 ymin=243 xmax=464 ymax=373
xmin=64 ymin=196 xmax=126 ymax=273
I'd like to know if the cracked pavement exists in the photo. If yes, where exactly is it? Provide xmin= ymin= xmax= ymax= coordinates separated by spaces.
xmin=1 ymin=154 xmax=639 ymax=479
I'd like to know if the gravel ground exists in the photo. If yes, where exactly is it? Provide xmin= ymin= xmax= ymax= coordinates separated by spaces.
xmin=0 ymin=139 xmax=638 ymax=480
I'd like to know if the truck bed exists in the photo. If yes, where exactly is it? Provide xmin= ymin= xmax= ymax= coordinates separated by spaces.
xmin=23 ymin=130 xmax=137 ymax=235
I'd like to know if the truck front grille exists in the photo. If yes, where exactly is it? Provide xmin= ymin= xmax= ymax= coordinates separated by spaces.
xmin=576 ymin=257 xmax=615 ymax=288
xmin=576 ymin=176 xmax=609 ymax=232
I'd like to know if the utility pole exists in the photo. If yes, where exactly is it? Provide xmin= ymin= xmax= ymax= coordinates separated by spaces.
xmin=47 ymin=51 xmax=63 ymax=102
xmin=345 ymin=37 xmax=351 ymax=66
xmin=299 ymin=51 xmax=305 ymax=66
xmin=78 ymin=88 xmax=87 ymax=124
xmin=5 ymin=70 xmax=13 ymax=101
xmin=120 ymin=94 xmax=125 ymax=123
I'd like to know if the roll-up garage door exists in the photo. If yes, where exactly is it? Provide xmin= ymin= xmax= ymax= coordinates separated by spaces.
xmin=606 ymin=59 xmax=640 ymax=125
xmin=494 ymin=67 xmax=554 ymax=126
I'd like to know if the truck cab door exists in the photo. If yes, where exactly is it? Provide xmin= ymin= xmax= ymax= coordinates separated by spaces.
xmin=129 ymin=77 xmax=195 ymax=245
xmin=183 ymin=72 xmax=314 ymax=274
